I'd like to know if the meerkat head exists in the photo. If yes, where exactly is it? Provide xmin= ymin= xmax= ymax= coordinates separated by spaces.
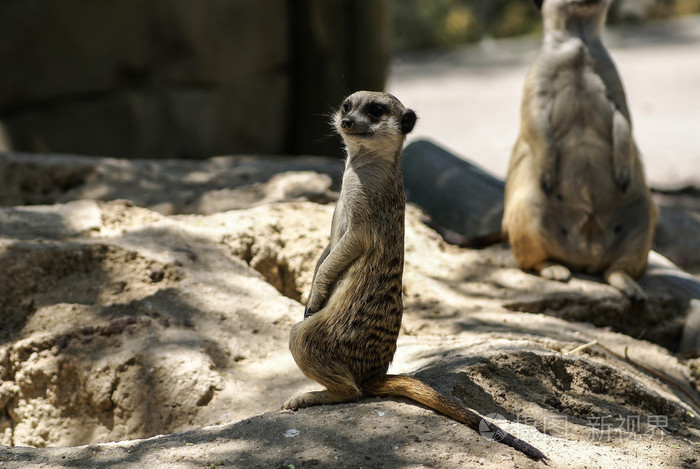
xmin=334 ymin=91 xmax=416 ymax=162
xmin=535 ymin=0 xmax=611 ymax=33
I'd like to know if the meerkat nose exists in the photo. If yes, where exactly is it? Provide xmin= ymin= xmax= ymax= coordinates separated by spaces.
xmin=341 ymin=118 xmax=353 ymax=129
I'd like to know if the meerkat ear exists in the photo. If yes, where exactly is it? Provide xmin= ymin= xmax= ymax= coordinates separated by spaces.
xmin=532 ymin=0 xmax=543 ymax=10
xmin=401 ymin=109 xmax=417 ymax=134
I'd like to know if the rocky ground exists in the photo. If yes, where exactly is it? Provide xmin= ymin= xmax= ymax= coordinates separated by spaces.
xmin=0 ymin=151 xmax=699 ymax=468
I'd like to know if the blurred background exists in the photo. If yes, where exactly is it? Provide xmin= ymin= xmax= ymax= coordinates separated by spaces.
xmin=0 ymin=0 xmax=699 ymax=166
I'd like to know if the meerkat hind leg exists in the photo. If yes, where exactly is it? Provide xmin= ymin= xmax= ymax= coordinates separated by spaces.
xmin=535 ymin=261 xmax=572 ymax=282
xmin=605 ymin=269 xmax=646 ymax=301
xmin=282 ymin=389 xmax=357 ymax=410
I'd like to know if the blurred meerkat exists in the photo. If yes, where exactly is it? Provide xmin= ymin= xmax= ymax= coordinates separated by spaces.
xmin=502 ymin=0 xmax=657 ymax=300
xmin=282 ymin=91 xmax=547 ymax=462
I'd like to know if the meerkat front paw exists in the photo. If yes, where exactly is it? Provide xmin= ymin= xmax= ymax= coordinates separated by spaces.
xmin=614 ymin=166 xmax=631 ymax=193
xmin=538 ymin=263 xmax=572 ymax=282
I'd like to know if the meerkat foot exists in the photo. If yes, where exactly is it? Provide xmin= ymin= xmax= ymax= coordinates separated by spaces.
xmin=605 ymin=270 xmax=646 ymax=301
xmin=536 ymin=262 xmax=571 ymax=282
xmin=281 ymin=390 xmax=356 ymax=410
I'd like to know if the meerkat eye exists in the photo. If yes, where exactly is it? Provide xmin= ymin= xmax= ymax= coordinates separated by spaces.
xmin=341 ymin=101 xmax=351 ymax=114
xmin=368 ymin=103 xmax=387 ymax=119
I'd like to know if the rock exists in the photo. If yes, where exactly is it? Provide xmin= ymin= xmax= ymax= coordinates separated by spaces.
xmin=0 ymin=1 xmax=389 ymax=159
xmin=0 ymin=329 xmax=698 ymax=467
xmin=0 ymin=152 xmax=343 ymax=214
xmin=653 ymin=189 xmax=700 ymax=275
xmin=0 ymin=153 xmax=698 ymax=468
xmin=681 ymin=300 xmax=700 ymax=354
xmin=0 ymin=1 xmax=290 ymax=158
xmin=402 ymin=139 xmax=504 ymax=241
xmin=0 ymin=198 xmax=306 ymax=446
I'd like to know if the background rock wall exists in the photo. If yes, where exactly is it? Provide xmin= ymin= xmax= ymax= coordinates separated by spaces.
xmin=1 ymin=0 xmax=694 ymax=160
xmin=0 ymin=0 xmax=389 ymax=159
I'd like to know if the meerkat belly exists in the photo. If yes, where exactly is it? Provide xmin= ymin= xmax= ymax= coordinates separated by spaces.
xmin=546 ymin=73 xmax=621 ymax=268
xmin=545 ymin=148 xmax=619 ymax=270
xmin=311 ymin=254 xmax=403 ymax=379
xmin=557 ymin=130 xmax=616 ymax=204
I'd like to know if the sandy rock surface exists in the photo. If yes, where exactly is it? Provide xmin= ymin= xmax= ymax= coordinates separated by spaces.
xmin=0 ymin=152 xmax=699 ymax=468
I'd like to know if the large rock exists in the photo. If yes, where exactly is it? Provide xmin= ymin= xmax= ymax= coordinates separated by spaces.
xmin=0 ymin=153 xmax=698 ymax=467
xmin=0 ymin=1 xmax=389 ymax=159
xmin=402 ymin=139 xmax=504 ymax=240
xmin=0 ymin=1 xmax=291 ymax=158
xmin=0 ymin=151 xmax=344 ymax=214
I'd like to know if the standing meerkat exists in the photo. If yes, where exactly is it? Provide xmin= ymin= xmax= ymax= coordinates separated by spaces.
xmin=502 ymin=0 xmax=657 ymax=300
xmin=283 ymin=91 xmax=547 ymax=462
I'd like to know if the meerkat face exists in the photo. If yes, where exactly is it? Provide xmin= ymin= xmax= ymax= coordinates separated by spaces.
xmin=334 ymin=91 xmax=416 ymax=161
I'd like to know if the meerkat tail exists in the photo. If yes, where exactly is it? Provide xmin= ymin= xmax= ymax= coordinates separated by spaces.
xmin=369 ymin=374 xmax=549 ymax=463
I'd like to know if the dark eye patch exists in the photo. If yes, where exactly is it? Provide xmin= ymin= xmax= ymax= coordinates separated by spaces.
xmin=341 ymin=101 xmax=351 ymax=114
xmin=367 ymin=103 xmax=388 ymax=119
